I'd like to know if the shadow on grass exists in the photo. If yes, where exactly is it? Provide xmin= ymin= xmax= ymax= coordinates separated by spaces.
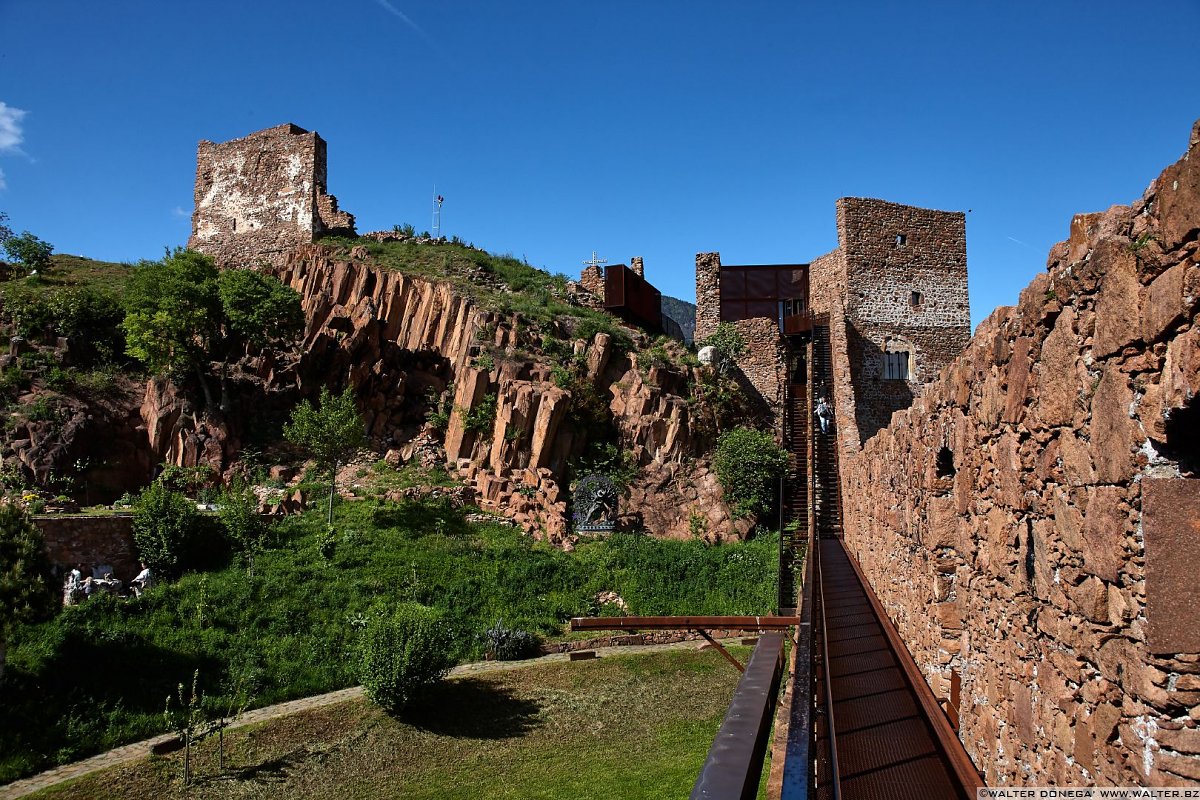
xmin=399 ymin=678 xmax=542 ymax=740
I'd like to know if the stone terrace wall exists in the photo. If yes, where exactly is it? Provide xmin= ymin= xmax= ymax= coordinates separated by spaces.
xmin=838 ymin=121 xmax=1200 ymax=787
xmin=839 ymin=198 xmax=971 ymax=444
xmin=189 ymin=123 xmax=355 ymax=269
xmin=35 ymin=515 xmax=139 ymax=583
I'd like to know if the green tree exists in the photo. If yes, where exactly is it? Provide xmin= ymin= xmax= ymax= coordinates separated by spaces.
xmin=284 ymin=386 xmax=365 ymax=525
xmin=713 ymin=427 xmax=788 ymax=519
xmin=122 ymin=249 xmax=303 ymax=412
xmin=360 ymin=603 xmax=454 ymax=713
xmin=0 ymin=211 xmax=12 ymax=245
xmin=132 ymin=480 xmax=204 ymax=578
xmin=0 ymin=504 xmax=55 ymax=679
xmin=3 ymin=231 xmax=53 ymax=274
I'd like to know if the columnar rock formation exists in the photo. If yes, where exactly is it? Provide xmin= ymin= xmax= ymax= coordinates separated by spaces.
xmin=252 ymin=246 xmax=747 ymax=542
xmin=188 ymin=124 xmax=355 ymax=268
xmin=837 ymin=120 xmax=1200 ymax=786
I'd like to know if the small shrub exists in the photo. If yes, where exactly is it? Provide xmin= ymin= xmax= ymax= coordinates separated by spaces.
xmin=131 ymin=481 xmax=204 ymax=578
xmin=461 ymin=393 xmax=497 ymax=433
xmin=713 ymin=427 xmax=788 ymax=519
xmin=482 ymin=619 xmax=540 ymax=661
xmin=475 ymin=352 xmax=495 ymax=371
xmin=550 ymin=364 xmax=572 ymax=388
xmin=699 ymin=323 xmax=746 ymax=374
xmin=360 ymin=603 xmax=454 ymax=712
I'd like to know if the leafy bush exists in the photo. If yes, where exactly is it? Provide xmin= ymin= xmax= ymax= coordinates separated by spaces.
xmin=461 ymin=392 xmax=497 ymax=433
xmin=713 ymin=427 xmax=788 ymax=518
xmin=0 ymin=504 xmax=55 ymax=646
xmin=359 ymin=603 xmax=454 ymax=712
xmin=699 ymin=322 xmax=746 ymax=374
xmin=132 ymin=481 xmax=205 ymax=578
xmin=0 ymin=285 xmax=124 ymax=363
xmin=482 ymin=618 xmax=540 ymax=661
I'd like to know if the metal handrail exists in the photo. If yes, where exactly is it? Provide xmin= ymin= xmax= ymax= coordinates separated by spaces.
xmin=817 ymin=537 xmax=842 ymax=800
xmin=779 ymin=528 xmax=816 ymax=798
xmin=690 ymin=633 xmax=786 ymax=800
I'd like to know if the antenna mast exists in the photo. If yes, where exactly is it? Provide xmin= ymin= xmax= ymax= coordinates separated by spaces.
xmin=432 ymin=189 xmax=444 ymax=239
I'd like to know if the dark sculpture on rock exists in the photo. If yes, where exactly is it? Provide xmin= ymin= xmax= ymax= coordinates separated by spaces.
xmin=572 ymin=474 xmax=618 ymax=532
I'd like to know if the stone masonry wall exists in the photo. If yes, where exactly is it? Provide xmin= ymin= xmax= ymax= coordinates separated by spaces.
xmin=189 ymin=123 xmax=355 ymax=269
xmin=837 ymin=120 xmax=1200 ymax=787
xmin=35 ymin=515 xmax=139 ymax=583
xmin=839 ymin=198 xmax=971 ymax=445
xmin=580 ymin=264 xmax=605 ymax=301
xmin=695 ymin=251 xmax=722 ymax=342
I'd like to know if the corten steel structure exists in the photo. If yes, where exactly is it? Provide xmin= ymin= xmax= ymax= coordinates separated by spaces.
xmin=604 ymin=263 xmax=664 ymax=332
xmin=717 ymin=263 xmax=810 ymax=327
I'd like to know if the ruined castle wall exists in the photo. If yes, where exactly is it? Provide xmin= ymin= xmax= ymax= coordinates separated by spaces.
xmin=695 ymin=251 xmax=722 ymax=342
xmin=838 ymin=198 xmax=971 ymax=445
xmin=189 ymin=124 xmax=355 ymax=269
xmin=580 ymin=264 xmax=605 ymax=300
xmin=837 ymin=121 xmax=1200 ymax=787
xmin=732 ymin=316 xmax=789 ymax=426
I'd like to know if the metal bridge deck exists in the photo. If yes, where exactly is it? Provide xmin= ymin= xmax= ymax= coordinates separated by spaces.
xmin=811 ymin=538 xmax=974 ymax=800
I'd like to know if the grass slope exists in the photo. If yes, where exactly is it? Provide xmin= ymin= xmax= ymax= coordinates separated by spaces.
xmin=1 ymin=498 xmax=778 ymax=783
xmin=28 ymin=647 xmax=755 ymax=800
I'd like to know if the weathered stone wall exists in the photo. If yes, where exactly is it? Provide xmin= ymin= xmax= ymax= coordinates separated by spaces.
xmin=839 ymin=198 xmax=971 ymax=444
xmin=732 ymin=316 xmax=789 ymax=425
xmin=695 ymin=251 xmax=722 ymax=342
xmin=580 ymin=264 xmax=605 ymax=300
xmin=189 ymin=123 xmax=355 ymax=269
xmin=838 ymin=120 xmax=1200 ymax=787
xmin=35 ymin=514 xmax=139 ymax=582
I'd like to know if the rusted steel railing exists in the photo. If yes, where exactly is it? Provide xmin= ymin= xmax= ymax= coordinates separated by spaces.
xmin=780 ymin=528 xmax=816 ymax=798
xmin=690 ymin=632 xmax=786 ymax=800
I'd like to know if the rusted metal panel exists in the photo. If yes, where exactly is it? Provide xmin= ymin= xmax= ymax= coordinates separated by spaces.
xmin=691 ymin=632 xmax=786 ymax=800
xmin=604 ymin=264 xmax=662 ymax=331
xmin=570 ymin=615 xmax=798 ymax=631
xmin=1144 ymin=478 xmax=1200 ymax=654
xmin=719 ymin=264 xmax=810 ymax=324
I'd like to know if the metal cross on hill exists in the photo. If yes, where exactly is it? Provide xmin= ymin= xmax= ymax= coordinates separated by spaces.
xmin=582 ymin=251 xmax=608 ymax=270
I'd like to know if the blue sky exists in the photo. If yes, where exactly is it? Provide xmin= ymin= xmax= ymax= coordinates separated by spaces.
xmin=1 ymin=1 xmax=1198 ymax=329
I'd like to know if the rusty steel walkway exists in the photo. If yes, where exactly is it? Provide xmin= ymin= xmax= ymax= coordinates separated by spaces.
xmin=802 ymin=536 xmax=978 ymax=800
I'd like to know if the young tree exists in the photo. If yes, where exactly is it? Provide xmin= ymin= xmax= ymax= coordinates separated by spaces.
xmin=3 ymin=231 xmax=53 ymax=274
xmin=713 ymin=427 xmax=788 ymax=519
xmin=0 ymin=211 xmax=13 ymax=245
xmin=284 ymin=387 xmax=365 ymax=525
xmin=218 ymin=477 xmax=268 ymax=575
xmin=0 ymin=504 xmax=55 ymax=680
xmin=122 ymin=249 xmax=303 ymax=412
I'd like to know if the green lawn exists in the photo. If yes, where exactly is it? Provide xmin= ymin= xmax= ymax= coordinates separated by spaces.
xmin=1 ymin=497 xmax=778 ymax=783
xmin=28 ymin=647 xmax=756 ymax=800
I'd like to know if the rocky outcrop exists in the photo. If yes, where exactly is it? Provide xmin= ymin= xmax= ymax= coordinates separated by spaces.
xmin=254 ymin=245 xmax=745 ymax=542
xmin=837 ymin=120 xmax=1200 ymax=786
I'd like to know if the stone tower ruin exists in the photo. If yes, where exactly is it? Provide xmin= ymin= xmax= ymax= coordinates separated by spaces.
xmin=695 ymin=197 xmax=970 ymax=443
xmin=188 ymin=123 xmax=356 ymax=268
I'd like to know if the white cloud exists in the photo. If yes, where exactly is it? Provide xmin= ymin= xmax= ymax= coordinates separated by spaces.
xmin=0 ymin=166 xmax=6 ymax=191
xmin=0 ymin=102 xmax=27 ymax=154
xmin=172 ymin=206 xmax=188 ymax=218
